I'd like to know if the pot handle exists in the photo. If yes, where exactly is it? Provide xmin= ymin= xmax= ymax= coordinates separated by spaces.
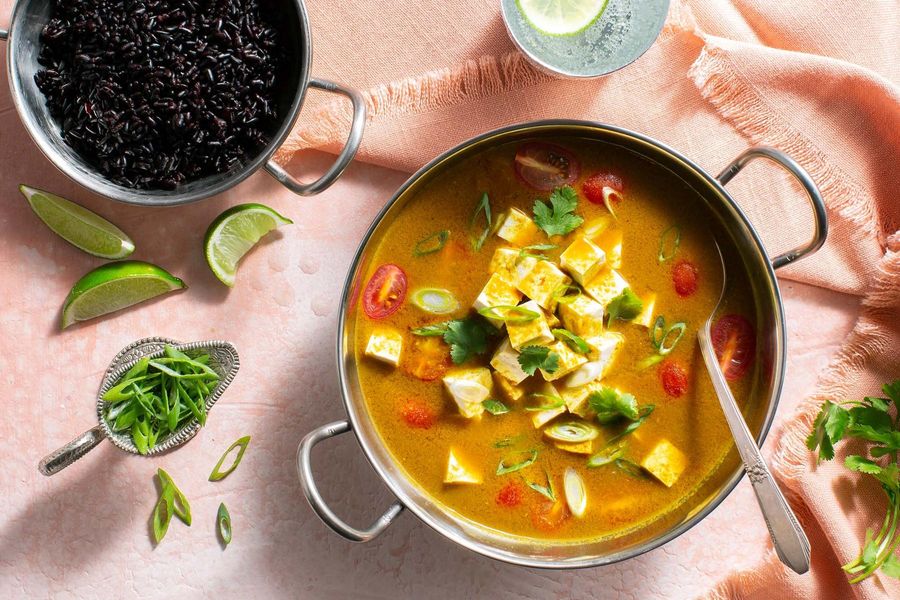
xmin=716 ymin=146 xmax=827 ymax=270
xmin=38 ymin=425 xmax=106 ymax=476
xmin=266 ymin=79 xmax=366 ymax=196
xmin=0 ymin=29 xmax=7 ymax=40
xmin=297 ymin=420 xmax=404 ymax=542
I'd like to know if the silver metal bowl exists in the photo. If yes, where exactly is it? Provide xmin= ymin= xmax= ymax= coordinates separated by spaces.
xmin=0 ymin=0 xmax=365 ymax=206
xmin=297 ymin=121 xmax=827 ymax=568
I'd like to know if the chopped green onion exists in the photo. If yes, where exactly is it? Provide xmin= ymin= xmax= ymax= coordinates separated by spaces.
xmin=157 ymin=469 xmax=191 ymax=526
xmin=526 ymin=471 xmax=556 ymax=501
xmin=636 ymin=354 xmax=665 ymax=370
xmin=658 ymin=322 xmax=687 ymax=355
xmin=493 ymin=435 xmax=523 ymax=448
xmin=650 ymin=316 xmax=666 ymax=348
xmin=518 ymin=244 xmax=557 ymax=262
xmin=217 ymin=502 xmax=232 ymax=547
xmin=543 ymin=420 xmax=599 ymax=443
xmin=496 ymin=449 xmax=538 ymax=475
xmin=525 ymin=393 xmax=565 ymax=412
xmin=209 ymin=435 xmax=251 ymax=482
xmin=586 ymin=445 xmax=625 ymax=468
xmin=477 ymin=305 xmax=539 ymax=324
xmin=469 ymin=193 xmax=492 ymax=252
xmin=411 ymin=288 xmax=459 ymax=315
xmin=615 ymin=458 xmax=647 ymax=478
xmin=606 ymin=405 xmax=656 ymax=446
xmin=657 ymin=225 xmax=681 ymax=263
xmin=152 ymin=486 xmax=174 ymax=544
xmin=552 ymin=284 xmax=582 ymax=305
xmin=563 ymin=467 xmax=587 ymax=518
xmin=483 ymin=399 xmax=510 ymax=415
xmin=410 ymin=321 xmax=451 ymax=336
xmin=413 ymin=230 xmax=450 ymax=257
xmin=552 ymin=328 xmax=590 ymax=354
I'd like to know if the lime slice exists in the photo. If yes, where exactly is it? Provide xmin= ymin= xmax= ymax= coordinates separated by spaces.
xmin=20 ymin=185 xmax=135 ymax=259
xmin=62 ymin=261 xmax=186 ymax=329
xmin=516 ymin=0 xmax=608 ymax=36
xmin=204 ymin=203 xmax=293 ymax=287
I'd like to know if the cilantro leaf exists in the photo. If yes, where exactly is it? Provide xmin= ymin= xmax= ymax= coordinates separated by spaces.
xmin=881 ymin=554 xmax=900 ymax=579
xmin=469 ymin=193 xmax=492 ymax=252
xmin=606 ymin=288 xmax=643 ymax=322
xmin=483 ymin=399 xmax=509 ymax=415
xmin=517 ymin=345 xmax=559 ymax=376
xmin=443 ymin=317 xmax=493 ymax=364
xmin=588 ymin=386 xmax=639 ymax=423
xmin=532 ymin=186 xmax=584 ymax=237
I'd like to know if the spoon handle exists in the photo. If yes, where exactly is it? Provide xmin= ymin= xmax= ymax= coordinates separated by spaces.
xmin=699 ymin=327 xmax=811 ymax=575
xmin=38 ymin=425 xmax=106 ymax=476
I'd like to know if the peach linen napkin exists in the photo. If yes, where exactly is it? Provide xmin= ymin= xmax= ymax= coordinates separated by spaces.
xmin=277 ymin=0 xmax=900 ymax=597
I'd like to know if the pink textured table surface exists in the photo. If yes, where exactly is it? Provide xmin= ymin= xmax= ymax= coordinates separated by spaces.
xmin=0 ymin=11 xmax=860 ymax=600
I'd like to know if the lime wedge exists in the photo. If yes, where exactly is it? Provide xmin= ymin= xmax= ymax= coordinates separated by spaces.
xmin=62 ymin=261 xmax=186 ymax=329
xmin=204 ymin=203 xmax=293 ymax=287
xmin=20 ymin=185 xmax=135 ymax=259
xmin=516 ymin=0 xmax=608 ymax=36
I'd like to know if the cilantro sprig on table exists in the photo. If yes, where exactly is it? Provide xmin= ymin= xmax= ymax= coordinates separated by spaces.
xmin=807 ymin=380 xmax=900 ymax=583
xmin=532 ymin=186 xmax=584 ymax=237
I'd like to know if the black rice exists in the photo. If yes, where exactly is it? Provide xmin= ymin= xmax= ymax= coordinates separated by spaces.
xmin=35 ymin=0 xmax=284 ymax=190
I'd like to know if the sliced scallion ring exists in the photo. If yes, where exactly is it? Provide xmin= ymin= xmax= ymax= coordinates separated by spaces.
xmin=410 ymin=321 xmax=451 ymax=336
xmin=496 ymin=449 xmax=538 ymax=475
xmin=658 ymin=225 xmax=681 ymax=263
xmin=658 ymin=322 xmax=687 ymax=355
xmin=157 ymin=468 xmax=191 ymax=525
xmin=469 ymin=193 xmax=492 ymax=252
xmin=650 ymin=316 xmax=666 ymax=348
xmin=552 ymin=284 xmax=582 ymax=305
xmin=152 ymin=486 xmax=175 ymax=544
xmin=483 ymin=399 xmax=509 ymax=415
xmin=543 ymin=420 xmax=599 ymax=443
xmin=411 ymin=288 xmax=459 ymax=315
xmin=217 ymin=502 xmax=232 ymax=546
xmin=413 ymin=230 xmax=450 ymax=257
xmin=524 ymin=393 xmax=565 ymax=412
xmin=526 ymin=470 xmax=556 ymax=501
xmin=209 ymin=435 xmax=251 ymax=482
xmin=563 ymin=468 xmax=587 ymax=518
xmin=478 ymin=305 xmax=539 ymax=323
xmin=552 ymin=328 xmax=590 ymax=354
xmin=586 ymin=445 xmax=624 ymax=468
xmin=636 ymin=354 xmax=665 ymax=370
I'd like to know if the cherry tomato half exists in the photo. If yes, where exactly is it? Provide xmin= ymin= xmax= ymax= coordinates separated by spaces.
xmin=514 ymin=142 xmax=581 ymax=191
xmin=362 ymin=264 xmax=407 ymax=319
xmin=660 ymin=360 xmax=689 ymax=398
xmin=711 ymin=314 xmax=756 ymax=381
xmin=582 ymin=171 xmax=625 ymax=205
xmin=672 ymin=260 xmax=699 ymax=297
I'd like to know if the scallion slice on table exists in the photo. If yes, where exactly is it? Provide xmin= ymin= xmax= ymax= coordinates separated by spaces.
xmin=209 ymin=436 xmax=252 ymax=482
xmin=101 ymin=345 xmax=219 ymax=454
xmin=158 ymin=468 xmax=192 ymax=525
xmin=152 ymin=486 xmax=175 ymax=544
xmin=217 ymin=503 xmax=232 ymax=547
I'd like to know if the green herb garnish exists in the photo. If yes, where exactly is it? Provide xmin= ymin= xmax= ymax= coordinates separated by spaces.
xmin=807 ymin=380 xmax=900 ymax=583
xmin=532 ymin=186 xmax=584 ymax=237
xmin=524 ymin=393 xmax=565 ymax=412
xmin=606 ymin=288 xmax=643 ymax=322
xmin=657 ymin=225 xmax=681 ymax=262
xmin=589 ymin=386 xmax=639 ymax=423
xmin=483 ymin=399 xmax=510 ymax=415
xmin=636 ymin=354 xmax=665 ymax=370
xmin=586 ymin=445 xmax=625 ymax=468
xmin=606 ymin=405 xmax=656 ymax=446
xmin=209 ymin=435 xmax=251 ymax=482
xmin=526 ymin=471 xmax=556 ymax=501
xmin=152 ymin=486 xmax=175 ymax=544
xmin=444 ymin=317 xmax=495 ymax=364
xmin=614 ymin=458 xmax=647 ymax=478
xmin=469 ymin=193 xmax=492 ymax=251
xmin=157 ymin=468 xmax=191 ymax=525
xmin=518 ymin=345 xmax=560 ymax=376
xmin=552 ymin=328 xmax=590 ymax=354
xmin=497 ymin=449 xmax=538 ymax=475
xmin=552 ymin=284 xmax=582 ymax=305
xmin=493 ymin=435 xmax=524 ymax=448
xmin=217 ymin=502 xmax=232 ymax=547
xmin=102 ymin=346 xmax=219 ymax=455
xmin=477 ymin=305 xmax=540 ymax=324
xmin=410 ymin=321 xmax=452 ymax=336
xmin=650 ymin=316 xmax=686 ymax=355
xmin=413 ymin=230 xmax=450 ymax=256
xmin=518 ymin=243 xmax=558 ymax=261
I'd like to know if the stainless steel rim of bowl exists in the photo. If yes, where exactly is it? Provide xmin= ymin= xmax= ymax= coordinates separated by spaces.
xmin=294 ymin=120 xmax=826 ymax=569
xmin=2 ymin=0 xmax=366 ymax=205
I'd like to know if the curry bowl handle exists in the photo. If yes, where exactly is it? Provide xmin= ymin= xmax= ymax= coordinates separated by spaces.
xmin=717 ymin=146 xmax=828 ymax=270
xmin=297 ymin=420 xmax=404 ymax=542
xmin=266 ymin=79 xmax=366 ymax=197
xmin=1 ymin=28 xmax=8 ymax=40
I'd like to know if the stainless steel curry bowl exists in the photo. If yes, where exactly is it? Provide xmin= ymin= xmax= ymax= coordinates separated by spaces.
xmin=298 ymin=121 xmax=827 ymax=568
xmin=0 ymin=0 xmax=365 ymax=206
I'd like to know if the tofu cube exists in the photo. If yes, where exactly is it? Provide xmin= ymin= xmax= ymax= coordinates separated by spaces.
xmin=473 ymin=273 xmax=523 ymax=326
xmin=489 ymin=247 xmax=520 ymax=284
xmin=558 ymin=295 xmax=604 ymax=338
xmin=364 ymin=327 xmax=403 ymax=367
xmin=558 ymin=383 xmax=594 ymax=417
xmin=632 ymin=292 xmax=657 ymax=328
xmin=565 ymin=332 xmax=624 ymax=387
xmin=493 ymin=371 xmax=526 ymax=403
xmin=593 ymin=228 xmax=623 ymax=269
xmin=496 ymin=208 xmax=539 ymax=246
xmin=506 ymin=300 xmax=554 ymax=350
xmin=640 ymin=439 xmax=688 ymax=487
xmin=444 ymin=448 xmax=481 ymax=484
xmin=540 ymin=340 xmax=588 ymax=382
xmin=530 ymin=382 xmax=566 ymax=428
xmin=516 ymin=260 xmax=571 ymax=310
xmin=554 ymin=440 xmax=594 ymax=455
xmin=442 ymin=368 xmax=492 ymax=419
xmin=490 ymin=339 xmax=528 ymax=385
xmin=560 ymin=237 xmax=606 ymax=284
xmin=544 ymin=306 xmax=561 ymax=329
xmin=584 ymin=268 xmax=629 ymax=308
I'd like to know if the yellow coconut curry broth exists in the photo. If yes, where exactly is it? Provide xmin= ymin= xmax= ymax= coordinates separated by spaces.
xmin=353 ymin=138 xmax=758 ymax=541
